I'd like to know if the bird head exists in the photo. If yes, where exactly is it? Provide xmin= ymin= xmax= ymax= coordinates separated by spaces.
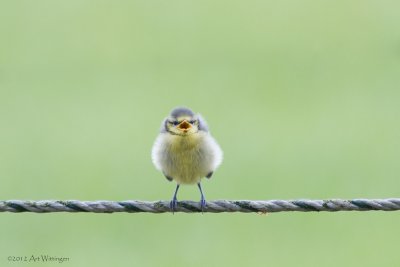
xmin=164 ymin=107 xmax=204 ymax=136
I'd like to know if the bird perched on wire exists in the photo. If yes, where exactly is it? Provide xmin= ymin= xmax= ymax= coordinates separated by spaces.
xmin=151 ymin=107 xmax=223 ymax=212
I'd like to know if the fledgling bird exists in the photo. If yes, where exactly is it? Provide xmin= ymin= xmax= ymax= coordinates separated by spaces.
xmin=151 ymin=107 xmax=223 ymax=212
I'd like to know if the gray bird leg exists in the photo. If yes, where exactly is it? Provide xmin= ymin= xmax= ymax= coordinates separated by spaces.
xmin=170 ymin=184 xmax=180 ymax=213
xmin=197 ymin=183 xmax=206 ymax=212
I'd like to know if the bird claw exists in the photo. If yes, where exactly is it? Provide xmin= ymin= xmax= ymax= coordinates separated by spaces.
xmin=170 ymin=198 xmax=178 ymax=213
xmin=200 ymin=198 xmax=206 ymax=212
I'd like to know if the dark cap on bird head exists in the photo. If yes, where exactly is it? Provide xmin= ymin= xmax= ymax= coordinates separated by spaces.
xmin=170 ymin=107 xmax=195 ymax=118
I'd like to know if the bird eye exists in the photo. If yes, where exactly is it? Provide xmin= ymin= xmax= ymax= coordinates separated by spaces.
xmin=168 ymin=120 xmax=179 ymax=126
xmin=189 ymin=120 xmax=196 ymax=124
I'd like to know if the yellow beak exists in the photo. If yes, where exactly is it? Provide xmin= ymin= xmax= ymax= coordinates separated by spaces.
xmin=177 ymin=120 xmax=192 ymax=132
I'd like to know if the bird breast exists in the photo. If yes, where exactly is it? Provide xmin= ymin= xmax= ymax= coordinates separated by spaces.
xmin=152 ymin=132 xmax=222 ymax=184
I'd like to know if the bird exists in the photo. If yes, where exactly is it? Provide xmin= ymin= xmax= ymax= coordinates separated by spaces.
xmin=151 ymin=107 xmax=223 ymax=212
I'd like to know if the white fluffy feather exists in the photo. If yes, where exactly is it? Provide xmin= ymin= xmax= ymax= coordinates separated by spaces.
xmin=152 ymin=130 xmax=223 ymax=185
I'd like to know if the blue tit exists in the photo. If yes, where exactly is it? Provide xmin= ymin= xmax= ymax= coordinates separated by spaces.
xmin=151 ymin=107 xmax=223 ymax=212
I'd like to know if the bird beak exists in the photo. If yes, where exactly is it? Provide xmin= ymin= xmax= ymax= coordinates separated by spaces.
xmin=177 ymin=120 xmax=192 ymax=132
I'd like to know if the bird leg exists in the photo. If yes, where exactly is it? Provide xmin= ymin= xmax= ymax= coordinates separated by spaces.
xmin=170 ymin=184 xmax=180 ymax=213
xmin=197 ymin=182 xmax=206 ymax=212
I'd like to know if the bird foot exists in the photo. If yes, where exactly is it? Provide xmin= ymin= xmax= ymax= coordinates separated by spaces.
xmin=170 ymin=198 xmax=178 ymax=213
xmin=200 ymin=198 xmax=206 ymax=212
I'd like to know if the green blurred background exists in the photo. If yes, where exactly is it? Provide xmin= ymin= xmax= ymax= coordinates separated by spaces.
xmin=1 ymin=1 xmax=400 ymax=266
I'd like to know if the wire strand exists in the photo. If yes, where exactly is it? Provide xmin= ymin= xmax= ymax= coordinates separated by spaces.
xmin=1 ymin=199 xmax=400 ymax=213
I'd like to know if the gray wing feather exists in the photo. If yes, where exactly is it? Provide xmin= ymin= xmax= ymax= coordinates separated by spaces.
xmin=197 ymin=114 xmax=209 ymax=132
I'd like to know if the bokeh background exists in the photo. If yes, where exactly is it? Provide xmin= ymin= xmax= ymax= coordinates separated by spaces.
xmin=1 ymin=1 xmax=400 ymax=266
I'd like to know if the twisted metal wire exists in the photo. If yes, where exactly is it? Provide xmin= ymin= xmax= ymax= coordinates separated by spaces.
xmin=1 ymin=199 xmax=400 ymax=213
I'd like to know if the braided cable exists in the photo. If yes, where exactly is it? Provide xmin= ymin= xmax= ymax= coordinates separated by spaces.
xmin=1 ymin=199 xmax=400 ymax=213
